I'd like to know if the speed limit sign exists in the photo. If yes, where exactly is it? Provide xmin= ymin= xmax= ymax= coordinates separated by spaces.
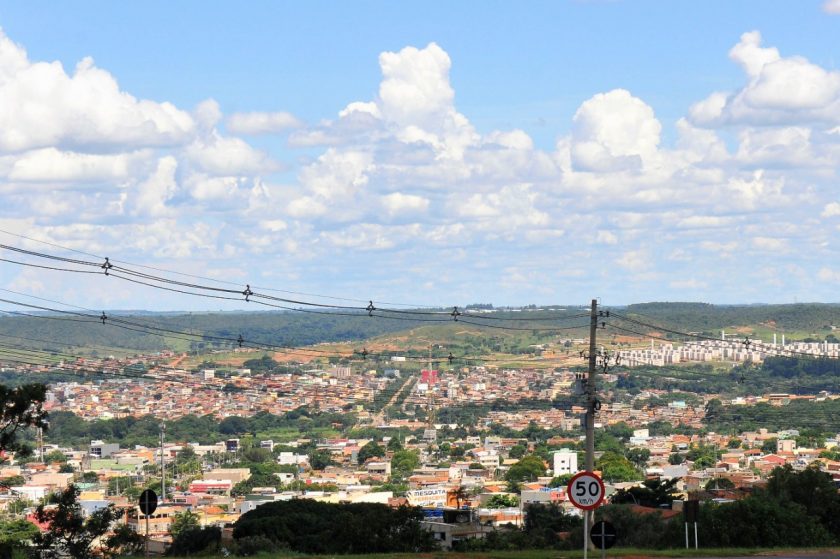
xmin=567 ymin=471 xmax=605 ymax=510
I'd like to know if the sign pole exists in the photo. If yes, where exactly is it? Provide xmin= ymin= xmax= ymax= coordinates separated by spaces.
xmin=583 ymin=510 xmax=589 ymax=559
xmin=685 ymin=522 xmax=689 ymax=549
xmin=600 ymin=521 xmax=606 ymax=559
xmin=694 ymin=522 xmax=698 ymax=549
xmin=145 ymin=512 xmax=149 ymax=558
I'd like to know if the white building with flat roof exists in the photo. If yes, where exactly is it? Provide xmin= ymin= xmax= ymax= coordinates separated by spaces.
xmin=553 ymin=449 xmax=578 ymax=476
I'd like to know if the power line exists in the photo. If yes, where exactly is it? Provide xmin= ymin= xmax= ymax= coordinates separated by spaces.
xmin=607 ymin=313 xmax=838 ymax=361
xmin=0 ymin=295 xmax=575 ymax=365
xmin=0 ymin=240 xmax=591 ymax=328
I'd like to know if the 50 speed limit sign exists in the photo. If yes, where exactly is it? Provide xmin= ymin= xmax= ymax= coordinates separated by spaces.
xmin=567 ymin=471 xmax=605 ymax=510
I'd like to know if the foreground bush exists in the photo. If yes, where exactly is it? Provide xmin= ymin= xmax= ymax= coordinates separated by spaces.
xmin=233 ymin=500 xmax=435 ymax=554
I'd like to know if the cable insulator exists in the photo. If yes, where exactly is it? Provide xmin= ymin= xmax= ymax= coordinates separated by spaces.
xmin=243 ymin=284 xmax=253 ymax=302
xmin=366 ymin=301 xmax=376 ymax=317
xmin=451 ymin=306 xmax=461 ymax=321
xmin=101 ymin=257 xmax=113 ymax=276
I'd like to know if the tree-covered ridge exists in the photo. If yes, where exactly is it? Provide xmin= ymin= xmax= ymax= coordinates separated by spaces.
xmin=42 ymin=408 xmax=356 ymax=448
xmin=624 ymin=302 xmax=840 ymax=334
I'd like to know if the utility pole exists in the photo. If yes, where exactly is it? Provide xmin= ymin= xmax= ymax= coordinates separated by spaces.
xmin=159 ymin=422 xmax=166 ymax=503
xmin=584 ymin=298 xmax=599 ymax=553
xmin=585 ymin=298 xmax=598 ymax=472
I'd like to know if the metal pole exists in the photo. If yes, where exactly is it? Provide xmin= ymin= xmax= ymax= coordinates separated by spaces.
xmin=600 ymin=523 xmax=606 ymax=559
xmin=685 ymin=523 xmax=689 ymax=549
xmin=694 ymin=522 xmax=698 ymax=549
xmin=583 ymin=511 xmax=589 ymax=559
xmin=145 ymin=511 xmax=150 ymax=558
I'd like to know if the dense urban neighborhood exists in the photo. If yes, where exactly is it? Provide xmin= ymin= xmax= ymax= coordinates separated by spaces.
xmin=4 ymin=316 xmax=840 ymax=554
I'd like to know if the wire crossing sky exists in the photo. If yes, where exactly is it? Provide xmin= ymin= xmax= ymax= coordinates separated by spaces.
xmin=0 ymin=1 xmax=839 ymax=310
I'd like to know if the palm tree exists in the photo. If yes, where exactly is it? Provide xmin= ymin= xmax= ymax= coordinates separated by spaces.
xmin=452 ymin=485 xmax=469 ymax=509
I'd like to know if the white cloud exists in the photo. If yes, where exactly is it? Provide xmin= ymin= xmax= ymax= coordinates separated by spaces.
xmin=6 ymin=147 xmax=149 ymax=183
xmin=818 ymin=267 xmax=840 ymax=282
xmin=0 ymin=30 xmax=194 ymax=152
xmin=3 ymin=29 xmax=840 ymax=307
xmin=751 ymin=236 xmax=787 ymax=251
xmin=596 ymin=230 xmax=618 ymax=245
xmin=616 ymin=249 xmax=651 ymax=272
xmin=381 ymin=192 xmax=429 ymax=215
xmin=570 ymin=89 xmax=661 ymax=172
xmin=184 ymin=131 xmax=277 ymax=176
xmin=822 ymin=202 xmax=840 ymax=217
xmin=824 ymin=0 xmax=840 ymax=14
xmin=690 ymin=31 xmax=840 ymax=126
xmin=125 ymin=156 xmax=178 ymax=217
xmin=378 ymin=43 xmax=454 ymax=128
xmin=226 ymin=111 xmax=303 ymax=135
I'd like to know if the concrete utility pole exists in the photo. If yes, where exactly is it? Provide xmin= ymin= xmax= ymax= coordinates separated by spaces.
xmin=159 ymin=422 xmax=166 ymax=502
xmin=585 ymin=298 xmax=598 ymax=472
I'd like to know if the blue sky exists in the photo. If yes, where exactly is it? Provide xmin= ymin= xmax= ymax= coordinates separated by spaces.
xmin=0 ymin=1 xmax=839 ymax=311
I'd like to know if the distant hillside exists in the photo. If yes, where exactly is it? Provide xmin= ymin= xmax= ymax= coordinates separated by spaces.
xmin=622 ymin=302 xmax=840 ymax=337
xmin=1 ymin=303 xmax=837 ymax=357
xmin=0 ymin=311 xmax=428 ymax=355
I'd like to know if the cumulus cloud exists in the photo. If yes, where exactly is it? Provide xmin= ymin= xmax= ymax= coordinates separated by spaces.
xmin=824 ymin=0 xmax=840 ymax=14
xmin=822 ymin=202 xmax=840 ymax=217
xmin=381 ymin=192 xmax=429 ymax=215
xmin=3 ymin=28 xmax=840 ymax=307
xmin=571 ymin=89 xmax=661 ymax=172
xmin=690 ymin=31 xmax=840 ymax=126
xmin=226 ymin=111 xmax=303 ymax=135
xmin=0 ymin=30 xmax=194 ymax=152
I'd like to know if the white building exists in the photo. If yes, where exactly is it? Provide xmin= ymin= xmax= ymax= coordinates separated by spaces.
xmin=553 ymin=449 xmax=578 ymax=476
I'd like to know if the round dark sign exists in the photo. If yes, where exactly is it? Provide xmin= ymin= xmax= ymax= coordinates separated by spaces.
xmin=139 ymin=489 xmax=158 ymax=516
xmin=590 ymin=520 xmax=617 ymax=550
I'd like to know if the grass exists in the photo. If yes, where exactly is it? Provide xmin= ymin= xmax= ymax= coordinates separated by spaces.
xmin=225 ymin=548 xmax=840 ymax=559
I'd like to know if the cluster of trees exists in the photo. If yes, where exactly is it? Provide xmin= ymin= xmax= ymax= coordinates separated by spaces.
xmin=623 ymin=302 xmax=840 ymax=334
xmin=705 ymin=398 xmax=840 ymax=433
xmin=232 ymin=499 xmax=436 ymax=554
xmin=35 ymin=407 xmax=356 ymax=448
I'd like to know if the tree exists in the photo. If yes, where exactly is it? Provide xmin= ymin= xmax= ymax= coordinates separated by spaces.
xmin=705 ymin=477 xmax=735 ymax=491
xmin=44 ymin=450 xmax=69 ymax=463
xmin=219 ymin=416 xmax=249 ymax=435
xmin=0 ymin=383 xmax=47 ymax=453
xmin=509 ymin=444 xmax=527 ymax=459
xmin=32 ymin=485 xmax=127 ymax=559
xmin=548 ymin=473 xmax=573 ymax=487
xmin=357 ymin=441 xmax=385 ymax=463
xmin=761 ymin=438 xmax=778 ymax=454
xmin=169 ymin=509 xmax=201 ymax=538
xmin=486 ymin=494 xmax=519 ymax=508
xmin=505 ymin=455 xmax=547 ymax=485
xmin=390 ymin=449 xmax=420 ymax=480
xmin=167 ymin=527 xmax=221 ymax=556
xmin=597 ymin=451 xmax=640 ymax=482
xmin=625 ymin=448 xmax=651 ymax=469
xmin=611 ymin=477 xmax=680 ymax=507
xmin=308 ymin=449 xmax=334 ymax=471
xmin=0 ymin=518 xmax=39 ymax=544
xmin=81 ymin=471 xmax=99 ymax=484
xmin=686 ymin=444 xmax=719 ymax=469
xmin=232 ymin=500 xmax=435 ymax=554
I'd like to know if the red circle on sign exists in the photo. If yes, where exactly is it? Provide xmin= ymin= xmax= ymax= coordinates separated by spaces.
xmin=566 ymin=471 xmax=605 ymax=511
